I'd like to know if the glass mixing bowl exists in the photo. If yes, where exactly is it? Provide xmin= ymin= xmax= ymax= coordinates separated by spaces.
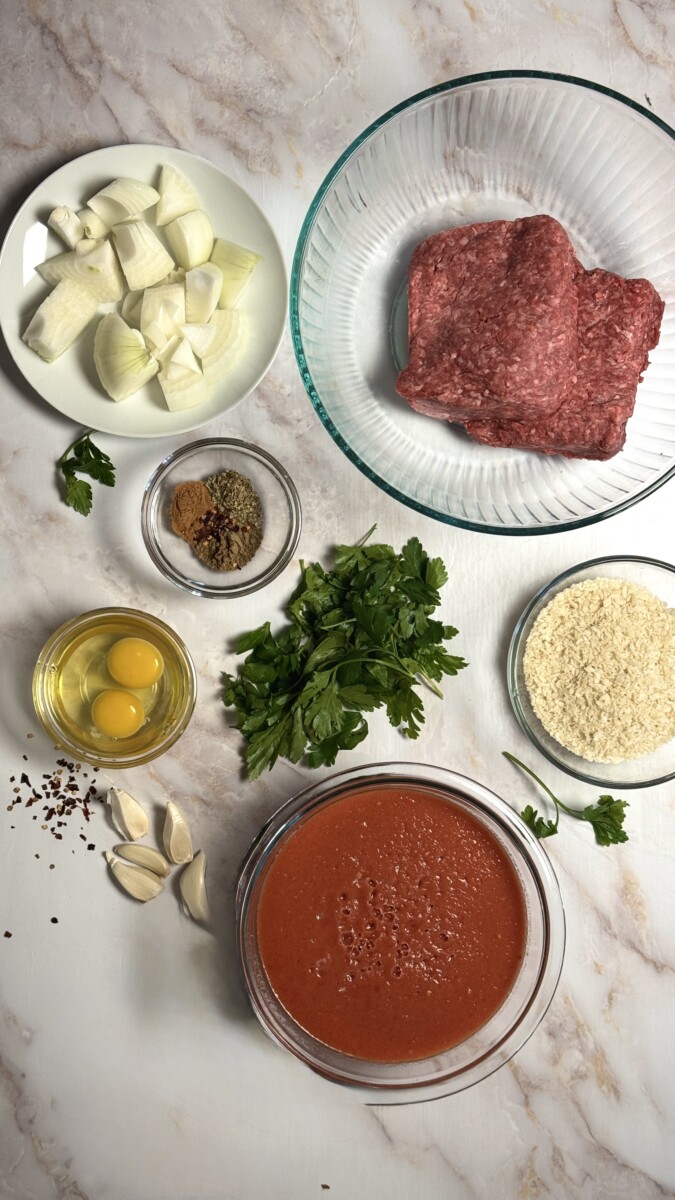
xmin=236 ymin=762 xmax=565 ymax=1103
xmin=291 ymin=71 xmax=675 ymax=534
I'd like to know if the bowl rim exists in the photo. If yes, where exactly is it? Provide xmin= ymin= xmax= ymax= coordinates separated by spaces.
xmin=235 ymin=760 xmax=566 ymax=1104
xmin=507 ymin=554 xmax=675 ymax=787
xmin=289 ymin=70 xmax=675 ymax=536
xmin=32 ymin=605 xmax=197 ymax=769
xmin=141 ymin=437 xmax=302 ymax=598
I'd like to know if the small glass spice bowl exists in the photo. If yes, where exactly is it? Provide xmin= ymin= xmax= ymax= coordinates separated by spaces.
xmin=236 ymin=762 xmax=565 ymax=1104
xmin=141 ymin=438 xmax=302 ymax=598
xmin=508 ymin=556 xmax=675 ymax=789
xmin=32 ymin=607 xmax=197 ymax=769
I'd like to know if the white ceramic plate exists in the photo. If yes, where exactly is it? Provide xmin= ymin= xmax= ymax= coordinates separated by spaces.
xmin=0 ymin=144 xmax=287 ymax=437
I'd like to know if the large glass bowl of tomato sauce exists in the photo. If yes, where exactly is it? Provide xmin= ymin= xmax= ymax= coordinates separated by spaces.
xmin=236 ymin=762 xmax=565 ymax=1103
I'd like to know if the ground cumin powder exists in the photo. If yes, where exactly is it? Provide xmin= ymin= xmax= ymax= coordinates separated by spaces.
xmin=523 ymin=577 xmax=675 ymax=763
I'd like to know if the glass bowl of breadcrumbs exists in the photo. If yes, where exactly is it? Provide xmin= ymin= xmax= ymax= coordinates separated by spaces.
xmin=508 ymin=556 xmax=675 ymax=788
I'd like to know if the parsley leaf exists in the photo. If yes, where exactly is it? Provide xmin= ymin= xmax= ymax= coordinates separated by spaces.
xmin=519 ymin=804 xmax=558 ymax=839
xmin=503 ymin=752 xmax=629 ymax=846
xmin=63 ymin=474 xmax=94 ymax=517
xmin=223 ymin=529 xmax=468 ymax=779
xmin=58 ymin=430 xmax=116 ymax=516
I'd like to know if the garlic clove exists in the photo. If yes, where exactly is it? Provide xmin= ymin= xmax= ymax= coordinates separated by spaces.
xmin=178 ymin=850 xmax=209 ymax=922
xmin=105 ymin=852 xmax=164 ymax=902
xmin=107 ymin=786 xmax=148 ymax=841
xmin=113 ymin=843 xmax=171 ymax=878
xmin=162 ymin=801 xmax=193 ymax=864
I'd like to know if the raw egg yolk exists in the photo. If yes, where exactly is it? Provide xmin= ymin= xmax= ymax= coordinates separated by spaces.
xmin=92 ymin=690 xmax=145 ymax=738
xmin=107 ymin=638 xmax=164 ymax=689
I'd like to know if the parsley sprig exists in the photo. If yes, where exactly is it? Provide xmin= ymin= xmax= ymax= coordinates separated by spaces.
xmin=503 ymin=751 xmax=628 ymax=846
xmin=223 ymin=527 xmax=467 ymax=779
xmin=58 ymin=429 xmax=116 ymax=516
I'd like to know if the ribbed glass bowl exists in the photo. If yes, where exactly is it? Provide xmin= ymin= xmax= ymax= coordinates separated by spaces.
xmin=236 ymin=762 xmax=565 ymax=1104
xmin=291 ymin=72 xmax=675 ymax=534
xmin=508 ymin=557 xmax=675 ymax=787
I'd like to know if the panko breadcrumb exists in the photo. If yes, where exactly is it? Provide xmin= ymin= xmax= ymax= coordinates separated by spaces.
xmin=523 ymin=577 xmax=675 ymax=763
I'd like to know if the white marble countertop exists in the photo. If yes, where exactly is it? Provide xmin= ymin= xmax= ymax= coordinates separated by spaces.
xmin=1 ymin=3 xmax=675 ymax=1198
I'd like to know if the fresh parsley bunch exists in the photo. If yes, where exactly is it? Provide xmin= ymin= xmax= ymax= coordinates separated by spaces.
xmin=58 ymin=429 xmax=116 ymax=516
xmin=223 ymin=527 xmax=467 ymax=780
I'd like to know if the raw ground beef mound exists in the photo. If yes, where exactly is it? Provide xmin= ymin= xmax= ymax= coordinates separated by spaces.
xmin=395 ymin=215 xmax=579 ymax=422
xmin=395 ymin=216 xmax=664 ymax=460
xmin=466 ymin=270 xmax=664 ymax=459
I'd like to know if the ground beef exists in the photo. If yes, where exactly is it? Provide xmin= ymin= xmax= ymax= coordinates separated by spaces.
xmin=395 ymin=215 xmax=579 ymax=422
xmin=464 ymin=269 xmax=664 ymax=460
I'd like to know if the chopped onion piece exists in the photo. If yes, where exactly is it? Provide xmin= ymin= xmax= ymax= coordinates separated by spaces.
xmin=77 ymin=207 xmax=108 ymax=239
xmin=200 ymin=309 xmax=245 ymax=383
xmin=165 ymin=210 xmax=214 ymax=270
xmin=112 ymin=219 xmax=174 ymax=291
xmin=88 ymin=177 xmax=160 ymax=226
xmin=210 ymin=238 xmax=262 ymax=308
xmin=140 ymin=283 xmax=186 ymax=350
xmin=185 ymin=263 xmax=222 ymax=324
xmin=180 ymin=322 xmax=216 ymax=357
xmin=48 ymin=206 xmax=84 ymax=249
xmin=37 ymin=239 xmax=124 ymax=303
xmin=163 ymin=337 xmax=201 ymax=377
xmin=94 ymin=312 xmax=159 ymax=402
xmin=23 ymin=280 xmax=99 ymax=362
xmin=155 ymin=335 xmax=181 ymax=366
xmin=158 ymin=365 xmax=210 ymax=411
xmin=155 ymin=165 xmax=201 ymax=226
xmin=121 ymin=290 xmax=144 ymax=328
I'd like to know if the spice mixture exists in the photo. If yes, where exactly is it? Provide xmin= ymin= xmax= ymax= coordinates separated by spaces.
xmin=170 ymin=470 xmax=263 ymax=572
xmin=524 ymin=578 xmax=675 ymax=763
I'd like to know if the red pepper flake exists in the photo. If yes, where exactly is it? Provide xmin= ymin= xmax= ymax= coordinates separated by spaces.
xmin=8 ymin=753 xmax=105 ymax=850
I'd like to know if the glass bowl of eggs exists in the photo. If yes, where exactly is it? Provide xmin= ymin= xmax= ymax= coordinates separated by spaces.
xmin=32 ymin=607 xmax=197 ymax=768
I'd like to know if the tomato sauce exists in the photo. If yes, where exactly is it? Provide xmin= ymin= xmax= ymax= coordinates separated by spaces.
xmin=256 ymin=784 xmax=527 ymax=1062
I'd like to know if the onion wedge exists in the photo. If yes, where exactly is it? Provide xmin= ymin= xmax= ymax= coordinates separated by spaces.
xmin=94 ymin=312 xmax=159 ymax=402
